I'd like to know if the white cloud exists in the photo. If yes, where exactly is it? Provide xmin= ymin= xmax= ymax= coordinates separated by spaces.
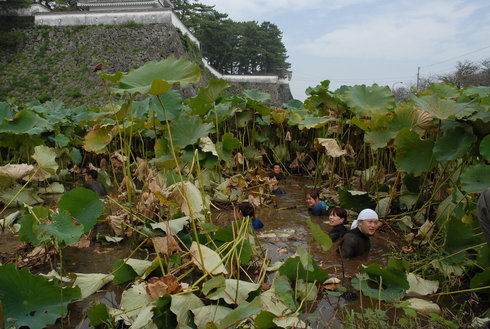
xmin=296 ymin=0 xmax=488 ymax=61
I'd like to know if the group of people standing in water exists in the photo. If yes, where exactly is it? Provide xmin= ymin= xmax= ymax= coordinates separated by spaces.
xmin=239 ymin=163 xmax=380 ymax=259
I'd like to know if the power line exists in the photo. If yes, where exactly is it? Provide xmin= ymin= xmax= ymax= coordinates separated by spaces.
xmin=420 ymin=44 xmax=490 ymax=69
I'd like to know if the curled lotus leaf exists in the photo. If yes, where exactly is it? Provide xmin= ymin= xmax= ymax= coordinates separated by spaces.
xmin=0 ymin=187 xmax=44 ymax=208
xmin=83 ymin=125 xmax=116 ymax=154
xmin=188 ymin=78 xmax=230 ymax=114
xmin=207 ymin=279 xmax=260 ymax=305
xmin=200 ymin=137 xmax=218 ymax=156
xmin=409 ymin=94 xmax=475 ymax=120
xmin=121 ymin=282 xmax=153 ymax=321
xmin=406 ymin=273 xmax=439 ymax=297
xmin=192 ymin=305 xmax=233 ymax=328
xmin=190 ymin=241 xmax=228 ymax=275
xmin=107 ymin=57 xmax=200 ymax=96
xmin=0 ymin=163 xmax=35 ymax=180
xmin=161 ymin=181 xmax=208 ymax=216
xmin=32 ymin=145 xmax=58 ymax=175
xmin=72 ymin=272 xmax=115 ymax=299
xmin=405 ymin=298 xmax=441 ymax=315
xmin=314 ymin=138 xmax=346 ymax=157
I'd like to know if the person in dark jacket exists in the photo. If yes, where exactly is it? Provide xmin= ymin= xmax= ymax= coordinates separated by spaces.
xmin=84 ymin=169 xmax=108 ymax=198
xmin=238 ymin=202 xmax=264 ymax=230
xmin=328 ymin=207 xmax=348 ymax=242
xmin=306 ymin=189 xmax=328 ymax=216
xmin=338 ymin=209 xmax=378 ymax=259
xmin=269 ymin=163 xmax=286 ymax=181
xmin=478 ymin=188 xmax=490 ymax=248
xmin=270 ymin=177 xmax=286 ymax=195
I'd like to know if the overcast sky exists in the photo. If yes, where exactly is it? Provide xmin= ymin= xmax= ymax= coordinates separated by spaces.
xmin=197 ymin=0 xmax=490 ymax=101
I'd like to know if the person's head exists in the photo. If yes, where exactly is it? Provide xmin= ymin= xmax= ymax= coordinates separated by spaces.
xmin=305 ymin=189 xmax=321 ymax=207
xmin=87 ymin=169 xmax=98 ymax=181
xmin=351 ymin=209 xmax=378 ymax=236
xmin=272 ymin=163 xmax=281 ymax=174
xmin=329 ymin=207 xmax=347 ymax=227
xmin=237 ymin=202 xmax=255 ymax=219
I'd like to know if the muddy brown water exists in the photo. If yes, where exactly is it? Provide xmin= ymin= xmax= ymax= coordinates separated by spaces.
xmin=0 ymin=175 xmax=449 ymax=328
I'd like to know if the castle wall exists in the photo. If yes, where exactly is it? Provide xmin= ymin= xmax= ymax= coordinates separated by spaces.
xmin=35 ymin=9 xmax=200 ymax=48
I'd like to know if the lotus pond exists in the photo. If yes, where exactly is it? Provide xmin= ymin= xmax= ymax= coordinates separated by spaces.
xmin=1 ymin=57 xmax=490 ymax=328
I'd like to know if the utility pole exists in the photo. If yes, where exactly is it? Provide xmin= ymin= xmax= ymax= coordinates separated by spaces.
xmin=416 ymin=66 xmax=420 ymax=90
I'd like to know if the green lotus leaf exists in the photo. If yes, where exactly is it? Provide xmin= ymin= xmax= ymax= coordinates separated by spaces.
xmin=0 ymin=109 xmax=49 ymax=135
xmin=58 ymin=187 xmax=104 ymax=232
xmin=288 ymin=112 xmax=303 ymax=124
xmin=167 ymin=116 xmax=214 ymax=149
xmin=353 ymin=263 xmax=409 ymax=302
xmin=251 ymin=104 xmax=272 ymax=116
xmin=273 ymin=275 xmax=298 ymax=309
xmin=306 ymin=218 xmax=332 ymax=251
xmin=271 ymin=111 xmax=288 ymax=124
xmin=298 ymin=116 xmax=330 ymax=130
xmin=298 ymin=245 xmax=314 ymax=271
xmin=470 ymin=267 xmax=490 ymax=293
xmin=218 ymin=298 xmax=262 ymax=329
xmin=18 ymin=207 xmax=48 ymax=245
xmin=70 ymin=148 xmax=82 ymax=165
xmin=235 ymin=111 xmax=254 ymax=128
xmin=150 ymin=90 xmax=184 ymax=122
xmin=170 ymin=293 xmax=205 ymax=325
xmin=464 ymin=86 xmax=490 ymax=98
xmin=110 ymin=57 xmax=200 ymax=95
xmin=433 ymin=127 xmax=475 ymax=164
xmin=480 ymin=135 xmax=490 ymax=161
xmin=31 ymin=145 xmax=58 ymax=175
xmin=205 ymin=102 xmax=238 ymax=122
xmin=460 ymin=163 xmax=490 ymax=193
xmin=188 ymin=79 xmax=230 ymax=113
xmin=208 ymin=279 xmax=260 ymax=305
xmin=0 ymin=263 xmax=81 ymax=329
xmin=192 ymin=305 xmax=233 ymax=328
xmin=0 ymin=187 xmax=44 ymax=208
xmin=83 ymin=125 xmax=115 ymax=153
xmin=343 ymin=85 xmax=396 ymax=116
xmin=0 ymin=172 xmax=13 ymax=189
xmin=243 ymin=89 xmax=271 ymax=103
xmin=444 ymin=216 xmax=476 ymax=264
xmin=243 ymin=146 xmax=262 ymax=161
xmin=72 ymin=273 xmax=115 ymax=299
xmin=286 ymin=99 xmax=304 ymax=109
xmin=394 ymin=128 xmax=436 ymax=176
xmin=51 ymin=134 xmax=71 ymax=148
xmin=422 ymin=82 xmax=460 ymax=98
xmin=436 ymin=187 xmax=466 ymax=225
xmin=274 ymin=144 xmax=289 ymax=162
xmin=278 ymin=256 xmax=329 ymax=282
xmin=410 ymin=94 xmax=475 ymax=120
xmin=219 ymin=133 xmax=241 ymax=163
xmin=351 ymin=113 xmax=392 ymax=132
xmin=87 ymin=303 xmax=112 ymax=326
xmin=112 ymin=259 xmax=138 ymax=285
xmin=39 ymin=209 xmax=84 ymax=245
xmin=306 ymin=79 xmax=331 ymax=96
xmin=477 ymin=244 xmax=490 ymax=268
xmin=259 ymin=290 xmax=290 ymax=318
xmin=98 ymin=70 xmax=124 ymax=85
xmin=0 ymin=102 xmax=13 ymax=120
xmin=338 ymin=187 xmax=372 ymax=211
xmin=202 ymin=274 xmax=226 ymax=297
xmin=273 ymin=316 xmax=307 ymax=328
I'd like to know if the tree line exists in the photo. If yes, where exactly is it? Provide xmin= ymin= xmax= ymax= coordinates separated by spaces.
xmin=393 ymin=58 xmax=490 ymax=101
xmin=172 ymin=0 xmax=290 ymax=76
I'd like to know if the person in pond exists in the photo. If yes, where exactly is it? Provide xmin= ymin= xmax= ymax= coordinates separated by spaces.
xmin=84 ymin=169 xmax=108 ymax=198
xmin=338 ymin=209 xmax=378 ymax=259
xmin=328 ymin=207 xmax=348 ymax=242
xmin=305 ymin=189 xmax=328 ymax=216
xmin=270 ymin=177 xmax=286 ymax=195
xmin=238 ymin=202 xmax=264 ymax=230
xmin=478 ymin=188 xmax=490 ymax=249
xmin=269 ymin=163 xmax=286 ymax=181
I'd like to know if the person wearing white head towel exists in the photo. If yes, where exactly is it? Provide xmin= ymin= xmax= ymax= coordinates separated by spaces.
xmin=338 ymin=209 xmax=379 ymax=259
